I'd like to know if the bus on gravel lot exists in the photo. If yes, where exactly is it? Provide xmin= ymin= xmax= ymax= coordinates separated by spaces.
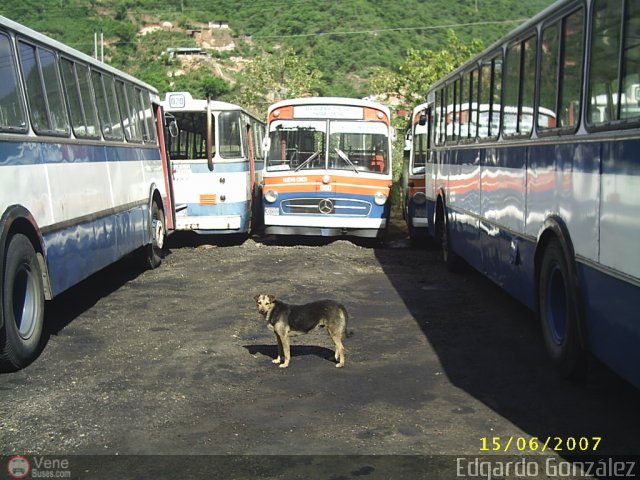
xmin=422 ymin=0 xmax=640 ymax=389
xmin=162 ymin=92 xmax=266 ymax=235
xmin=0 ymin=15 xmax=174 ymax=370
xmin=261 ymin=97 xmax=394 ymax=239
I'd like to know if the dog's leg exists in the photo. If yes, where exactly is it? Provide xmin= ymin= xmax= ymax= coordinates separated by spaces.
xmin=327 ymin=327 xmax=346 ymax=368
xmin=279 ymin=333 xmax=291 ymax=368
xmin=273 ymin=333 xmax=284 ymax=364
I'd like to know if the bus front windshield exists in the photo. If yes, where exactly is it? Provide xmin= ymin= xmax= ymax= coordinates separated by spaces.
xmin=267 ymin=119 xmax=389 ymax=173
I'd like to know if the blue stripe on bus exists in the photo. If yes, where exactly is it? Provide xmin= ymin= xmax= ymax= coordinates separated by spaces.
xmin=0 ymin=140 xmax=160 ymax=166
xmin=188 ymin=162 xmax=250 ymax=173
xmin=579 ymin=263 xmax=640 ymax=390
xmin=267 ymin=191 xmax=389 ymax=219
xmin=443 ymin=138 xmax=640 ymax=174
xmin=43 ymin=204 xmax=149 ymax=296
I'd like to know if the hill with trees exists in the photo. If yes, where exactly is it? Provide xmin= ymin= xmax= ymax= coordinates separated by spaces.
xmin=0 ymin=0 xmax=554 ymax=116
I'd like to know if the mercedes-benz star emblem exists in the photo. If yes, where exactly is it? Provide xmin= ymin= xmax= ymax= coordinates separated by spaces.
xmin=318 ymin=199 xmax=334 ymax=214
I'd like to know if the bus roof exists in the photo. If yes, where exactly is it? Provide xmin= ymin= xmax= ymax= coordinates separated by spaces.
xmin=267 ymin=97 xmax=391 ymax=118
xmin=0 ymin=15 xmax=159 ymax=94
xmin=162 ymin=91 xmax=246 ymax=112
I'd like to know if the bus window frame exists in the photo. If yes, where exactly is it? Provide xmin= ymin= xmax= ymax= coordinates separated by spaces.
xmin=536 ymin=4 xmax=586 ymax=138
xmin=458 ymin=66 xmax=479 ymax=145
xmin=502 ymin=30 xmax=537 ymax=141
xmin=0 ymin=29 xmax=28 ymax=134
xmin=477 ymin=50 xmax=503 ymax=143
xmin=17 ymin=37 xmax=71 ymax=138
xmin=585 ymin=0 xmax=640 ymax=133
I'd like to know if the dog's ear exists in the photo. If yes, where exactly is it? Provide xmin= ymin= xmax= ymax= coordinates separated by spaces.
xmin=253 ymin=294 xmax=260 ymax=302
xmin=268 ymin=294 xmax=276 ymax=302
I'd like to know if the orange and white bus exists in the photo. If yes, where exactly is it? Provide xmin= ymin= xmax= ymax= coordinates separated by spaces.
xmin=261 ymin=97 xmax=394 ymax=238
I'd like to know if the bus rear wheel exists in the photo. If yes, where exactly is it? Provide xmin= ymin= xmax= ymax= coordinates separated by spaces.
xmin=538 ymin=239 xmax=586 ymax=379
xmin=436 ymin=203 xmax=461 ymax=271
xmin=0 ymin=234 xmax=45 ymax=371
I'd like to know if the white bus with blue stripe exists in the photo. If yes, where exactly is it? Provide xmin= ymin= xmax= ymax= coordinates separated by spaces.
xmin=162 ymin=92 xmax=265 ymax=235
xmin=0 ymin=16 xmax=174 ymax=370
xmin=423 ymin=0 xmax=640 ymax=388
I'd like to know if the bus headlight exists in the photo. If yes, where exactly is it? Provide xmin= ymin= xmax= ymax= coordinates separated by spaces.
xmin=412 ymin=192 xmax=426 ymax=205
xmin=264 ymin=190 xmax=278 ymax=203
xmin=374 ymin=192 xmax=388 ymax=206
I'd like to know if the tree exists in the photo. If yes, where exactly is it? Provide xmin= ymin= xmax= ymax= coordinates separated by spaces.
xmin=371 ymin=30 xmax=484 ymax=109
xmin=202 ymin=76 xmax=231 ymax=99
xmin=232 ymin=47 xmax=322 ymax=116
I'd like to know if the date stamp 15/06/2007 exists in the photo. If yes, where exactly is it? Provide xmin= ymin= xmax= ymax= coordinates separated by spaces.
xmin=480 ymin=436 xmax=602 ymax=453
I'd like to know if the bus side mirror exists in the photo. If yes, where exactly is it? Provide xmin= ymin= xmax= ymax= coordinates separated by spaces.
xmin=419 ymin=111 xmax=427 ymax=126
xmin=390 ymin=127 xmax=397 ymax=142
xmin=168 ymin=120 xmax=178 ymax=138
xmin=262 ymin=137 xmax=270 ymax=154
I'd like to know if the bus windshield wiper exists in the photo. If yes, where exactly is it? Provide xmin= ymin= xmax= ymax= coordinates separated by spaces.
xmin=294 ymin=150 xmax=321 ymax=172
xmin=335 ymin=148 xmax=359 ymax=174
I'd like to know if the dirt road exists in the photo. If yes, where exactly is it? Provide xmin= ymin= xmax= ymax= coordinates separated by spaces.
xmin=1 ymin=214 xmax=639 ymax=478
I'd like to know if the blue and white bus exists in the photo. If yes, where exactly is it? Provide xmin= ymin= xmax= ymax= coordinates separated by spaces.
xmin=0 ymin=16 xmax=174 ymax=370
xmin=423 ymin=0 xmax=640 ymax=388
xmin=162 ymin=92 xmax=265 ymax=235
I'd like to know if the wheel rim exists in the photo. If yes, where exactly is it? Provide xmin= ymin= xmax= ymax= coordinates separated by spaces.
xmin=153 ymin=217 xmax=164 ymax=250
xmin=12 ymin=263 xmax=39 ymax=340
xmin=545 ymin=264 xmax=567 ymax=345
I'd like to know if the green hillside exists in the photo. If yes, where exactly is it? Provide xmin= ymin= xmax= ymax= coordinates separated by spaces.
xmin=0 ymin=0 xmax=554 ymax=108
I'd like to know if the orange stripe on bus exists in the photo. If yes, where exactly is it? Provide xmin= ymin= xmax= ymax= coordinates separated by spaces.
xmin=268 ymin=105 xmax=294 ymax=123
xmin=263 ymin=175 xmax=391 ymax=187
xmin=199 ymin=194 xmax=217 ymax=205
xmin=364 ymin=107 xmax=389 ymax=124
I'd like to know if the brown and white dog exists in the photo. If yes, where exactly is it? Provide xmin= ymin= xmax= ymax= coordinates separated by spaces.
xmin=254 ymin=294 xmax=349 ymax=368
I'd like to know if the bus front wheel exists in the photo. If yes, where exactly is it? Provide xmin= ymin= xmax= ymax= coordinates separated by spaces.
xmin=145 ymin=200 xmax=165 ymax=269
xmin=0 ymin=233 xmax=45 ymax=371
xmin=538 ymin=239 xmax=586 ymax=379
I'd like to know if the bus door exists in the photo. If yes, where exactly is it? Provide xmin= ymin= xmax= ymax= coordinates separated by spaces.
xmin=155 ymin=103 xmax=176 ymax=231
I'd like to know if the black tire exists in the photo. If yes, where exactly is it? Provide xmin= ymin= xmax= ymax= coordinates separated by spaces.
xmin=145 ymin=200 xmax=165 ymax=269
xmin=0 ymin=234 xmax=45 ymax=371
xmin=436 ymin=205 xmax=461 ymax=271
xmin=538 ymin=239 xmax=587 ymax=379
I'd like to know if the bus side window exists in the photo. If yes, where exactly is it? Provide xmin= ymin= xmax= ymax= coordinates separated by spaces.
xmin=92 ymin=71 xmax=124 ymax=141
xmin=0 ymin=31 xmax=27 ymax=132
xmin=139 ymin=89 xmax=157 ymax=144
xmin=620 ymin=3 xmax=640 ymax=120
xmin=18 ymin=40 xmax=69 ymax=136
xmin=588 ymin=0 xmax=622 ymax=125
xmin=60 ymin=57 xmax=100 ymax=139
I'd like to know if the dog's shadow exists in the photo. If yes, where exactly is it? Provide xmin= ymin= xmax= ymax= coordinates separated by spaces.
xmin=244 ymin=344 xmax=336 ymax=363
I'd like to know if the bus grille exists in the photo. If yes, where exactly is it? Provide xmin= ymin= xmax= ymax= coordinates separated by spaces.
xmin=281 ymin=198 xmax=371 ymax=216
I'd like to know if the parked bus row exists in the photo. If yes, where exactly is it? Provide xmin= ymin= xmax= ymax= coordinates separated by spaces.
xmin=402 ymin=0 xmax=640 ymax=390
xmin=0 ymin=14 xmax=395 ymax=370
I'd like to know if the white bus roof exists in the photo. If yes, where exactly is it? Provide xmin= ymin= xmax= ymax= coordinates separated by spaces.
xmin=162 ymin=92 xmax=245 ymax=112
xmin=0 ymin=15 xmax=158 ymax=94
xmin=267 ymin=97 xmax=391 ymax=117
